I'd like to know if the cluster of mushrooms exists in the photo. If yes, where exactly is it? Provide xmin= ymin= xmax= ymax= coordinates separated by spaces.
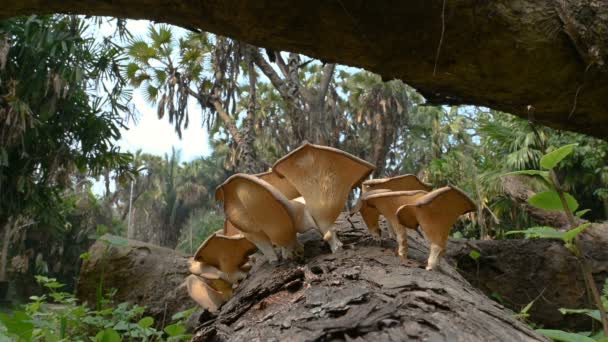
xmin=185 ymin=143 xmax=476 ymax=312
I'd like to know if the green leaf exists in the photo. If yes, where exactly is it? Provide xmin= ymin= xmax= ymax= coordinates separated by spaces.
xmin=98 ymin=235 xmax=129 ymax=247
xmin=575 ymin=209 xmax=591 ymax=218
xmin=0 ymin=312 xmax=34 ymax=341
xmin=468 ymin=250 xmax=481 ymax=261
xmin=138 ymin=316 xmax=154 ymax=329
xmin=505 ymin=226 xmax=565 ymax=240
xmin=540 ymin=144 xmax=577 ymax=170
xmin=536 ymin=329 xmax=595 ymax=342
xmin=95 ymin=328 xmax=121 ymax=342
xmin=563 ymin=223 xmax=591 ymax=244
xmin=558 ymin=308 xmax=602 ymax=322
xmin=171 ymin=307 xmax=197 ymax=321
xmin=164 ymin=323 xmax=186 ymax=337
xmin=528 ymin=191 xmax=579 ymax=212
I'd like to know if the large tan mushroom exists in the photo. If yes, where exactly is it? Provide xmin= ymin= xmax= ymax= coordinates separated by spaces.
xmin=396 ymin=186 xmax=476 ymax=270
xmin=362 ymin=174 xmax=432 ymax=193
xmin=223 ymin=219 xmax=241 ymax=236
xmin=256 ymin=169 xmax=301 ymax=199
xmin=272 ymin=143 xmax=375 ymax=252
xmin=364 ymin=190 xmax=428 ymax=260
xmin=185 ymin=275 xmax=227 ymax=312
xmin=215 ymin=173 xmax=306 ymax=262
xmin=194 ymin=230 xmax=257 ymax=283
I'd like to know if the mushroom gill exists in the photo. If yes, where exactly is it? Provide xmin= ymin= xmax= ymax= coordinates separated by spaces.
xmin=256 ymin=169 xmax=301 ymax=199
xmin=194 ymin=230 xmax=257 ymax=283
xmin=364 ymin=190 xmax=428 ymax=260
xmin=351 ymin=188 xmax=391 ymax=238
xmin=272 ymin=143 xmax=375 ymax=252
xmin=215 ymin=173 xmax=304 ymax=262
xmin=396 ymin=186 xmax=476 ymax=270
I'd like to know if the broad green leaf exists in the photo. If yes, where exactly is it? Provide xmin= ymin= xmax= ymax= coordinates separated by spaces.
xmin=536 ymin=329 xmax=595 ymax=342
xmin=171 ymin=307 xmax=197 ymax=321
xmin=95 ymin=328 xmax=121 ymax=342
xmin=468 ymin=250 xmax=481 ymax=261
xmin=0 ymin=312 xmax=34 ymax=341
xmin=540 ymin=144 xmax=577 ymax=170
xmin=528 ymin=191 xmax=579 ymax=212
xmin=563 ymin=223 xmax=591 ymax=244
xmin=138 ymin=316 xmax=154 ymax=328
xmin=505 ymin=227 xmax=565 ymax=240
xmin=575 ymin=209 xmax=591 ymax=218
xmin=99 ymin=235 xmax=129 ymax=247
xmin=558 ymin=308 xmax=602 ymax=322
xmin=164 ymin=323 xmax=186 ymax=337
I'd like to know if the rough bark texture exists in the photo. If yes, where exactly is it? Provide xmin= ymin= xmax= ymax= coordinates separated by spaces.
xmin=1 ymin=1 xmax=607 ymax=139
xmin=76 ymin=237 xmax=193 ymax=325
xmin=447 ymin=238 xmax=608 ymax=332
xmin=193 ymin=215 xmax=546 ymax=341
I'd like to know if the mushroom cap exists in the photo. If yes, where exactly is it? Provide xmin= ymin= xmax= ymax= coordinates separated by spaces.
xmin=194 ymin=229 xmax=257 ymax=274
xmin=215 ymin=173 xmax=299 ymax=247
xmin=256 ymin=169 xmax=301 ymax=199
xmin=396 ymin=186 xmax=476 ymax=245
xmin=362 ymin=174 xmax=432 ymax=193
xmin=223 ymin=220 xmax=241 ymax=236
xmin=272 ymin=143 xmax=375 ymax=229
xmin=185 ymin=275 xmax=226 ymax=312
xmin=365 ymin=190 xmax=428 ymax=228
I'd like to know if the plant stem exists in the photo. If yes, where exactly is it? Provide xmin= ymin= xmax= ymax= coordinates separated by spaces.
xmin=550 ymin=170 xmax=608 ymax=336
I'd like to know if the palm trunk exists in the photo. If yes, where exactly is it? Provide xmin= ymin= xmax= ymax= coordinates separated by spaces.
xmin=0 ymin=220 xmax=12 ymax=282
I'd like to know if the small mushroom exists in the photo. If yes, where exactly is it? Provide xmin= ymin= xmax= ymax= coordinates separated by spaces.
xmin=396 ymin=186 xmax=476 ymax=270
xmin=215 ymin=173 xmax=305 ymax=262
xmin=256 ymin=169 xmax=301 ymax=199
xmin=362 ymin=174 xmax=432 ymax=193
xmin=351 ymin=188 xmax=391 ymax=238
xmin=272 ymin=143 xmax=375 ymax=252
xmin=194 ymin=230 xmax=257 ymax=283
xmin=185 ymin=275 xmax=226 ymax=312
xmin=353 ymin=175 xmax=432 ymax=238
xmin=365 ymin=190 xmax=428 ymax=260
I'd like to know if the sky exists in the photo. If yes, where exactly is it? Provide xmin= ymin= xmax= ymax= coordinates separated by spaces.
xmin=100 ymin=19 xmax=212 ymax=162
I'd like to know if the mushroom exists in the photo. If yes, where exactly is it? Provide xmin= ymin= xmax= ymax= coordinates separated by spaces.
xmin=350 ymin=188 xmax=391 ymax=238
xmin=364 ymin=190 xmax=428 ymax=260
xmin=352 ymin=175 xmax=432 ymax=238
xmin=194 ymin=230 xmax=257 ymax=283
xmin=215 ymin=173 xmax=305 ymax=262
xmin=185 ymin=275 xmax=227 ymax=312
xmin=362 ymin=174 xmax=432 ymax=193
xmin=256 ymin=169 xmax=301 ymax=199
xmin=272 ymin=143 xmax=375 ymax=252
xmin=396 ymin=186 xmax=476 ymax=270
xmin=223 ymin=219 xmax=241 ymax=236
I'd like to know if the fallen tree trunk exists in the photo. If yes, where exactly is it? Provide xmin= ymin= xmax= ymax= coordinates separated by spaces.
xmin=193 ymin=215 xmax=546 ymax=341
xmin=1 ymin=1 xmax=607 ymax=138
xmin=447 ymin=238 xmax=608 ymax=332
xmin=76 ymin=236 xmax=193 ymax=326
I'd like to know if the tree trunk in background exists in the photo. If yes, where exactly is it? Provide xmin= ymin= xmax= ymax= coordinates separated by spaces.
xmin=76 ymin=236 xmax=193 ymax=325
xmin=192 ymin=216 xmax=546 ymax=341
xmin=447 ymin=238 xmax=608 ymax=332
xmin=0 ymin=221 xmax=11 ymax=282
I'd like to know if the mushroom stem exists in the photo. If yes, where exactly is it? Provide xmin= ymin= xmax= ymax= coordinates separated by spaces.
xmin=280 ymin=239 xmax=305 ymax=261
xmin=426 ymin=243 xmax=445 ymax=271
xmin=242 ymin=231 xmax=279 ymax=263
xmin=393 ymin=223 xmax=409 ymax=260
xmin=322 ymin=229 xmax=343 ymax=253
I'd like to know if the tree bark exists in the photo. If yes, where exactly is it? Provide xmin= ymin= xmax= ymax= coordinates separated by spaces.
xmin=76 ymin=236 xmax=193 ymax=325
xmin=2 ymin=1 xmax=607 ymax=138
xmin=447 ymin=238 xmax=608 ymax=332
xmin=192 ymin=215 xmax=546 ymax=341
